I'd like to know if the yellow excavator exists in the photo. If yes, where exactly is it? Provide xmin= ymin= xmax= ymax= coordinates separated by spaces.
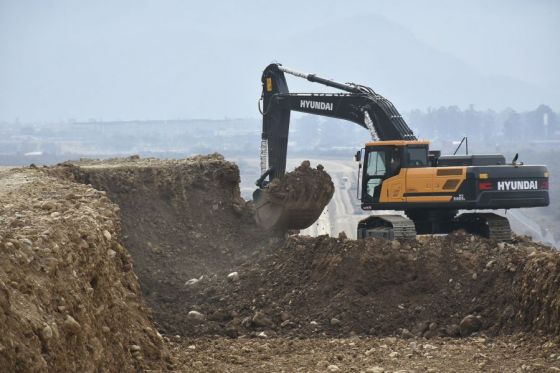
xmin=253 ymin=63 xmax=550 ymax=240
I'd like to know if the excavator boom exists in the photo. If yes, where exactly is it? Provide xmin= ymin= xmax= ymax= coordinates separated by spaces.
xmin=259 ymin=63 xmax=415 ymax=184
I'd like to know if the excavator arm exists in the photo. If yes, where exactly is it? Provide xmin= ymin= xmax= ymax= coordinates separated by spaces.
xmin=253 ymin=63 xmax=417 ymax=231
xmin=258 ymin=63 xmax=416 ymax=185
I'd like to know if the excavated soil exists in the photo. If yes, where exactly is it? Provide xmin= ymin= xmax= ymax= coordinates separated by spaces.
xmin=51 ymin=155 xmax=560 ymax=341
xmin=4 ymin=154 xmax=558 ymax=371
xmin=0 ymin=168 xmax=172 ymax=372
xmin=154 ymin=233 xmax=560 ymax=339
xmin=255 ymin=160 xmax=335 ymax=231
xmin=48 ymin=154 xmax=280 ymax=336
xmin=265 ymin=160 xmax=334 ymax=208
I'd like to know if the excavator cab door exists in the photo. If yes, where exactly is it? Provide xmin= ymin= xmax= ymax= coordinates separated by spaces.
xmin=362 ymin=146 xmax=391 ymax=203
xmin=362 ymin=145 xmax=404 ymax=203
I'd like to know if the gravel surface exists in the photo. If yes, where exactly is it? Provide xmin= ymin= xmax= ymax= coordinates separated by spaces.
xmin=170 ymin=335 xmax=560 ymax=372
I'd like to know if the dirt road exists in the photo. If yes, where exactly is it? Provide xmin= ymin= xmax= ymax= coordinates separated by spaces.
xmin=171 ymin=336 xmax=560 ymax=372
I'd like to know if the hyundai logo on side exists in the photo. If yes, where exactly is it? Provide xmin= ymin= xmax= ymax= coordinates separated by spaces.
xmin=300 ymin=100 xmax=334 ymax=111
xmin=497 ymin=180 xmax=538 ymax=191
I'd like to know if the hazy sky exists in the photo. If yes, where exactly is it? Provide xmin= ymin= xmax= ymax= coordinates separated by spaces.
xmin=1 ymin=0 xmax=558 ymax=122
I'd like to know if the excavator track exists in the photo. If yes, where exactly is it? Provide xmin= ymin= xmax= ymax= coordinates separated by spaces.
xmin=455 ymin=212 xmax=512 ymax=242
xmin=358 ymin=212 xmax=512 ymax=242
xmin=357 ymin=215 xmax=416 ymax=240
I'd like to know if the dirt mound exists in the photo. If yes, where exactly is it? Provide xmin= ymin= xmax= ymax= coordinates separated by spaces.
xmin=166 ymin=233 xmax=560 ymax=339
xmin=0 ymin=168 xmax=171 ymax=372
xmin=50 ymin=154 xmax=280 ymax=335
xmin=517 ymin=249 xmax=560 ymax=335
xmin=47 ymin=154 xmax=560 ymax=342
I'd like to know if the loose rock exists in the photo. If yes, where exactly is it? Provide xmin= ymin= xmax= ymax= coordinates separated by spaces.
xmin=227 ymin=272 xmax=239 ymax=282
xmin=252 ymin=311 xmax=273 ymax=328
xmin=460 ymin=315 xmax=482 ymax=336
xmin=63 ymin=315 xmax=81 ymax=335
xmin=187 ymin=310 xmax=205 ymax=322
xmin=330 ymin=318 xmax=341 ymax=326
xmin=41 ymin=324 xmax=53 ymax=340
xmin=185 ymin=278 xmax=199 ymax=286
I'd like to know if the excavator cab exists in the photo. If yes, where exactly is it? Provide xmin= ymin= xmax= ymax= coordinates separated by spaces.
xmin=360 ymin=141 xmax=429 ymax=203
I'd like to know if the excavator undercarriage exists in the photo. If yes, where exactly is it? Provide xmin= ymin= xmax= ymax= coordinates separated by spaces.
xmin=358 ymin=211 xmax=512 ymax=241
xmin=357 ymin=215 xmax=417 ymax=240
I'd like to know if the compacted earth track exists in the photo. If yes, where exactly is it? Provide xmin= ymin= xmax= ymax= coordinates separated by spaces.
xmin=170 ymin=335 xmax=560 ymax=372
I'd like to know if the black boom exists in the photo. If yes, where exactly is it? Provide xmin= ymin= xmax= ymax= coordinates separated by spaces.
xmin=258 ymin=63 xmax=416 ymax=186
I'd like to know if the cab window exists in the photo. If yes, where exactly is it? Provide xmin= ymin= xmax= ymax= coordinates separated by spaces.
xmin=365 ymin=150 xmax=387 ymax=199
xmin=367 ymin=151 xmax=386 ymax=176
xmin=406 ymin=146 xmax=428 ymax=167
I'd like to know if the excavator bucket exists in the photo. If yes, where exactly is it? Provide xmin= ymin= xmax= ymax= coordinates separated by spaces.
xmin=253 ymin=190 xmax=327 ymax=230
xmin=253 ymin=161 xmax=334 ymax=231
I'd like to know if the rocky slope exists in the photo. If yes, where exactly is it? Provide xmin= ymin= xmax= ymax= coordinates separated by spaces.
xmin=0 ymin=168 xmax=172 ymax=372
